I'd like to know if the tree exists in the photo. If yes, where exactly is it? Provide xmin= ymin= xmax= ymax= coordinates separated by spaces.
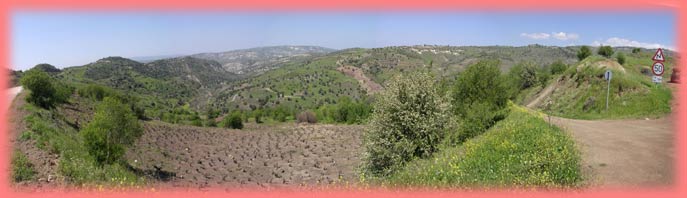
xmin=632 ymin=48 xmax=641 ymax=54
xmin=81 ymin=97 xmax=143 ymax=165
xmin=453 ymin=60 xmax=509 ymax=114
xmin=363 ymin=71 xmax=453 ymax=176
xmin=20 ymin=69 xmax=58 ymax=108
xmin=616 ymin=52 xmax=626 ymax=65
xmin=598 ymin=45 xmax=614 ymax=58
xmin=550 ymin=60 xmax=568 ymax=75
xmin=508 ymin=62 xmax=540 ymax=91
xmin=577 ymin=46 xmax=592 ymax=61
xmin=451 ymin=60 xmax=510 ymax=143
xmin=253 ymin=109 xmax=263 ymax=123
xmin=205 ymin=119 xmax=217 ymax=127
xmin=222 ymin=111 xmax=244 ymax=129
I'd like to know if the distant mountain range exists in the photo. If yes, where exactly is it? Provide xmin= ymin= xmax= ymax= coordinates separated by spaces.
xmin=15 ymin=45 xmax=677 ymax=114
xmin=129 ymin=54 xmax=186 ymax=63
xmin=190 ymin=46 xmax=336 ymax=75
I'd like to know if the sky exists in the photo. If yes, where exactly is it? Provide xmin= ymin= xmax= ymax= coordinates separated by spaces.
xmin=12 ymin=11 xmax=676 ymax=70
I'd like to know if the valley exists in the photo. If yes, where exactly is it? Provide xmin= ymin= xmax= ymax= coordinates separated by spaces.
xmin=8 ymin=44 xmax=679 ymax=190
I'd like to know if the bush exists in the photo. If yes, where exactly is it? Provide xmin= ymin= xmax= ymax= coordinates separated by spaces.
xmin=598 ymin=45 xmax=614 ymax=58
xmin=81 ymin=97 xmax=143 ymax=165
xmin=617 ymin=52 xmax=626 ymax=65
xmin=270 ymin=105 xmax=292 ymax=122
xmin=450 ymin=61 xmax=510 ymax=144
xmin=537 ymin=67 xmax=551 ymax=88
xmin=205 ymin=119 xmax=217 ymax=127
xmin=20 ymin=69 xmax=59 ymax=108
xmin=296 ymin=111 xmax=318 ymax=123
xmin=508 ymin=62 xmax=540 ymax=91
xmin=632 ymin=48 xmax=641 ymax=54
xmin=317 ymin=97 xmax=372 ymax=124
xmin=191 ymin=118 xmax=202 ymax=126
xmin=550 ymin=60 xmax=568 ymax=75
xmin=577 ymin=46 xmax=592 ymax=61
xmin=223 ymin=111 xmax=244 ymax=129
xmin=363 ymin=71 xmax=453 ymax=176
xmin=11 ymin=151 xmax=36 ymax=182
xmin=453 ymin=60 xmax=510 ymax=113
xmin=253 ymin=109 xmax=263 ymax=123
xmin=77 ymin=84 xmax=112 ymax=101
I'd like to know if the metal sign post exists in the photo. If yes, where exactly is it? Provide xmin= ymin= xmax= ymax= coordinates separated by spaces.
xmin=652 ymin=62 xmax=665 ymax=84
xmin=605 ymin=70 xmax=612 ymax=111
xmin=652 ymin=48 xmax=665 ymax=85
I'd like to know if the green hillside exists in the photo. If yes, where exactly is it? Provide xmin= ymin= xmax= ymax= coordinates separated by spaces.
xmin=57 ymin=56 xmax=240 ymax=124
xmin=521 ymin=51 xmax=675 ymax=119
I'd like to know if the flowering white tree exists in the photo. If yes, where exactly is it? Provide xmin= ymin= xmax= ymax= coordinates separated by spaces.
xmin=363 ymin=71 xmax=454 ymax=176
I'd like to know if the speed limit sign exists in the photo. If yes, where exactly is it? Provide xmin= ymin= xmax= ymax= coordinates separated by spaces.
xmin=652 ymin=62 xmax=665 ymax=76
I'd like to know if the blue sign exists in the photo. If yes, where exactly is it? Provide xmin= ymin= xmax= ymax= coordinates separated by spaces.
xmin=604 ymin=70 xmax=612 ymax=81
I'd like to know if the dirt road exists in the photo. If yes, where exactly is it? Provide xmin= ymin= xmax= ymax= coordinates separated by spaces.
xmin=7 ymin=86 xmax=22 ymax=104
xmin=548 ymin=115 xmax=674 ymax=187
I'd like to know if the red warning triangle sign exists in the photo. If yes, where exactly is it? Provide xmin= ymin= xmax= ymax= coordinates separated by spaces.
xmin=652 ymin=48 xmax=665 ymax=62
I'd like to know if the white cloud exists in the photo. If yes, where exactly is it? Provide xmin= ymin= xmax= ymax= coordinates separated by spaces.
xmin=551 ymin=32 xmax=579 ymax=40
xmin=521 ymin=32 xmax=579 ymax=41
xmin=520 ymin=33 xmax=550 ymax=40
xmin=592 ymin=37 xmax=675 ymax=51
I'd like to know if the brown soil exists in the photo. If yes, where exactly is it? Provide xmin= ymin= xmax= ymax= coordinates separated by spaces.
xmin=9 ymin=91 xmax=63 ymax=187
xmin=525 ymin=77 xmax=560 ymax=108
xmin=337 ymin=66 xmax=383 ymax=95
xmin=125 ymin=122 xmax=364 ymax=189
xmin=578 ymin=59 xmax=626 ymax=73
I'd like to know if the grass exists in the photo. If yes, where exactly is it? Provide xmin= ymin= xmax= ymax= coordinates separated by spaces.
xmin=21 ymin=99 xmax=144 ymax=186
xmin=381 ymin=106 xmax=583 ymax=188
xmin=11 ymin=150 xmax=36 ymax=182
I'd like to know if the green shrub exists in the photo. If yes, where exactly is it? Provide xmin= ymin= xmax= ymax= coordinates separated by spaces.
xmin=11 ymin=151 xmax=36 ymax=182
xmin=616 ymin=52 xmax=626 ymax=65
xmin=21 ymin=69 xmax=59 ymax=108
xmin=191 ymin=118 xmax=202 ymax=126
xmin=598 ymin=45 xmax=614 ymax=58
xmin=550 ymin=60 xmax=568 ymax=75
xmin=508 ymin=62 xmax=540 ymax=91
xmin=537 ymin=67 xmax=551 ymax=87
xmin=316 ymin=97 xmax=372 ymax=124
xmin=81 ymin=97 xmax=143 ymax=165
xmin=450 ymin=61 xmax=510 ymax=144
xmin=205 ymin=119 xmax=217 ymax=127
xmin=363 ymin=71 xmax=453 ymax=176
xmin=269 ymin=105 xmax=292 ymax=122
xmin=77 ymin=84 xmax=114 ymax=101
xmin=632 ymin=48 xmax=641 ymax=54
xmin=253 ymin=109 xmax=263 ymax=123
xmin=577 ymin=46 xmax=592 ymax=61
xmin=223 ymin=111 xmax=244 ymax=129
